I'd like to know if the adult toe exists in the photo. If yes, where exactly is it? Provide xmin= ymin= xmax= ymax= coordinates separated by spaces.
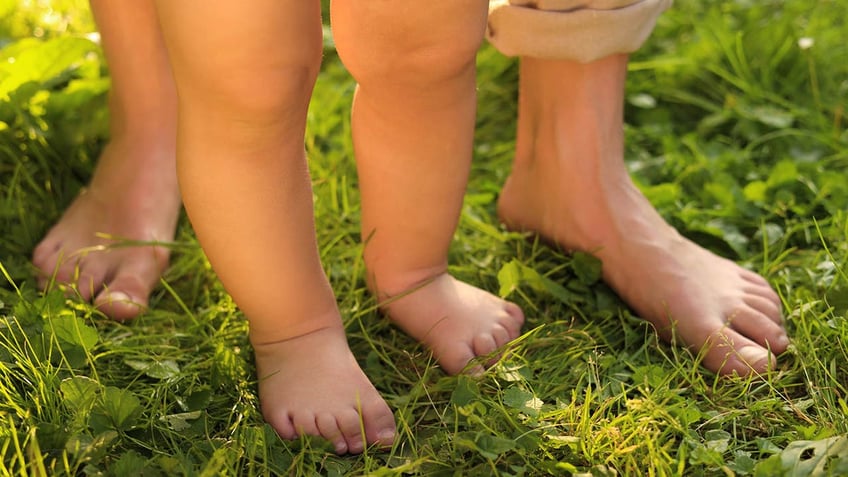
xmin=701 ymin=329 xmax=775 ymax=377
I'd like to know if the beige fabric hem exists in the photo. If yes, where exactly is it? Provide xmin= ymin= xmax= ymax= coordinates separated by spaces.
xmin=487 ymin=0 xmax=673 ymax=63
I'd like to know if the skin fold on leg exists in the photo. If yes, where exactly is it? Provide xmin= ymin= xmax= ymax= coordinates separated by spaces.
xmin=153 ymin=0 xmax=394 ymax=454
xmin=332 ymin=0 xmax=525 ymax=376
xmin=32 ymin=0 xmax=181 ymax=321
xmin=497 ymin=55 xmax=789 ymax=377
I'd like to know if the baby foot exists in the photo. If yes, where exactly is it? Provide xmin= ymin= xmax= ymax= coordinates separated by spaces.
xmin=499 ymin=170 xmax=789 ymax=376
xmin=32 ymin=141 xmax=180 ymax=320
xmin=253 ymin=325 xmax=396 ymax=454
xmin=378 ymin=273 xmax=525 ymax=375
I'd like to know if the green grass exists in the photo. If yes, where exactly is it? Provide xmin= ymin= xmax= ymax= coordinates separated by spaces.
xmin=1 ymin=0 xmax=847 ymax=475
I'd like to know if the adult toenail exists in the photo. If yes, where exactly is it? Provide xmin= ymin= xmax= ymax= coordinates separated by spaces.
xmin=348 ymin=441 xmax=364 ymax=454
xmin=775 ymin=334 xmax=791 ymax=349
xmin=334 ymin=441 xmax=348 ymax=454
xmin=737 ymin=346 xmax=767 ymax=366
xmin=106 ymin=291 xmax=132 ymax=303
xmin=378 ymin=429 xmax=395 ymax=444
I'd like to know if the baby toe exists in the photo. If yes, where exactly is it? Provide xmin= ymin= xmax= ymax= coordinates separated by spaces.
xmin=361 ymin=400 xmax=396 ymax=449
xmin=472 ymin=333 xmax=498 ymax=359
xmin=336 ymin=408 xmax=364 ymax=453
xmin=438 ymin=344 xmax=477 ymax=375
xmin=491 ymin=323 xmax=512 ymax=348
xmin=503 ymin=302 xmax=525 ymax=335
xmin=291 ymin=412 xmax=321 ymax=441
xmin=315 ymin=412 xmax=347 ymax=454
xmin=264 ymin=409 xmax=297 ymax=441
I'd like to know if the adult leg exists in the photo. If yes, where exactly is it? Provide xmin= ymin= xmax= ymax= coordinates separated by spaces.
xmin=32 ymin=0 xmax=180 ymax=320
xmin=492 ymin=0 xmax=788 ymax=376
xmin=153 ymin=0 xmax=394 ymax=454
xmin=332 ymin=0 xmax=524 ymax=376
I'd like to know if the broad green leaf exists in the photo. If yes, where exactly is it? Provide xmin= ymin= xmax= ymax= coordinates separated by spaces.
xmin=728 ymin=451 xmax=756 ymax=475
xmin=776 ymin=436 xmax=848 ymax=476
xmin=110 ymin=451 xmax=150 ymax=477
xmin=0 ymin=37 xmax=98 ymax=98
xmin=496 ymin=364 xmax=530 ymax=382
xmin=705 ymin=219 xmax=750 ymax=257
xmin=502 ymin=387 xmax=533 ymax=410
xmin=503 ymin=387 xmax=543 ymax=417
xmin=642 ymin=183 xmax=681 ymax=208
xmin=125 ymin=358 xmax=180 ymax=380
xmin=667 ymin=401 xmax=703 ymax=427
xmin=571 ymin=252 xmax=602 ymax=285
xmin=160 ymin=411 xmax=202 ymax=432
xmin=64 ymin=431 xmax=118 ymax=461
xmin=497 ymin=260 xmax=521 ymax=298
xmin=633 ymin=364 xmax=670 ymax=388
xmin=450 ymin=376 xmax=480 ymax=407
xmin=90 ymin=386 xmax=142 ymax=432
xmin=497 ymin=260 xmax=582 ymax=305
xmin=689 ymin=441 xmax=724 ymax=466
xmin=743 ymin=180 xmax=768 ymax=202
xmin=475 ymin=433 xmax=517 ymax=460
xmin=704 ymin=429 xmax=731 ymax=454
xmin=60 ymin=375 xmax=101 ymax=411
xmin=546 ymin=435 xmax=580 ymax=450
xmin=766 ymin=160 xmax=799 ymax=189
xmin=185 ymin=388 xmax=212 ymax=411
xmin=704 ymin=181 xmax=736 ymax=210
xmin=48 ymin=315 xmax=98 ymax=351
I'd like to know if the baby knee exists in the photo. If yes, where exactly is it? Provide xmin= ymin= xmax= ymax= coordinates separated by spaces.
xmin=486 ymin=0 xmax=673 ymax=62
xmin=337 ymin=28 xmax=482 ymax=89
xmin=179 ymin=49 xmax=322 ymax=124
xmin=214 ymin=64 xmax=321 ymax=122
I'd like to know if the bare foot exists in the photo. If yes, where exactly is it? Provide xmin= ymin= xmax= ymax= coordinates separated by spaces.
xmin=377 ymin=273 xmax=525 ymax=375
xmin=253 ymin=325 xmax=396 ymax=454
xmin=32 ymin=139 xmax=180 ymax=320
xmin=497 ymin=55 xmax=788 ymax=377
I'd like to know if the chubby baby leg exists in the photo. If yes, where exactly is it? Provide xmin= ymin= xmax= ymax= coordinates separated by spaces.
xmin=332 ymin=0 xmax=524 ymax=375
xmin=152 ymin=0 xmax=394 ymax=452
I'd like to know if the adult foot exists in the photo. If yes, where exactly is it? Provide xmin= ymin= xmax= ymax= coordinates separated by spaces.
xmin=377 ymin=273 xmax=525 ymax=375
xmin=497 ymin=55 xmax=788 ymax=376
xmin=32 ymin=138 xmax=180 ymax=320
xmin=253 ymin=324 xmax=396 ymax=455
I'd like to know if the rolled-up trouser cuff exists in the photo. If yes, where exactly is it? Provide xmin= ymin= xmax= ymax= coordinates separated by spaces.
xmin=487 ymin=0 xmax=673 ymax=63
